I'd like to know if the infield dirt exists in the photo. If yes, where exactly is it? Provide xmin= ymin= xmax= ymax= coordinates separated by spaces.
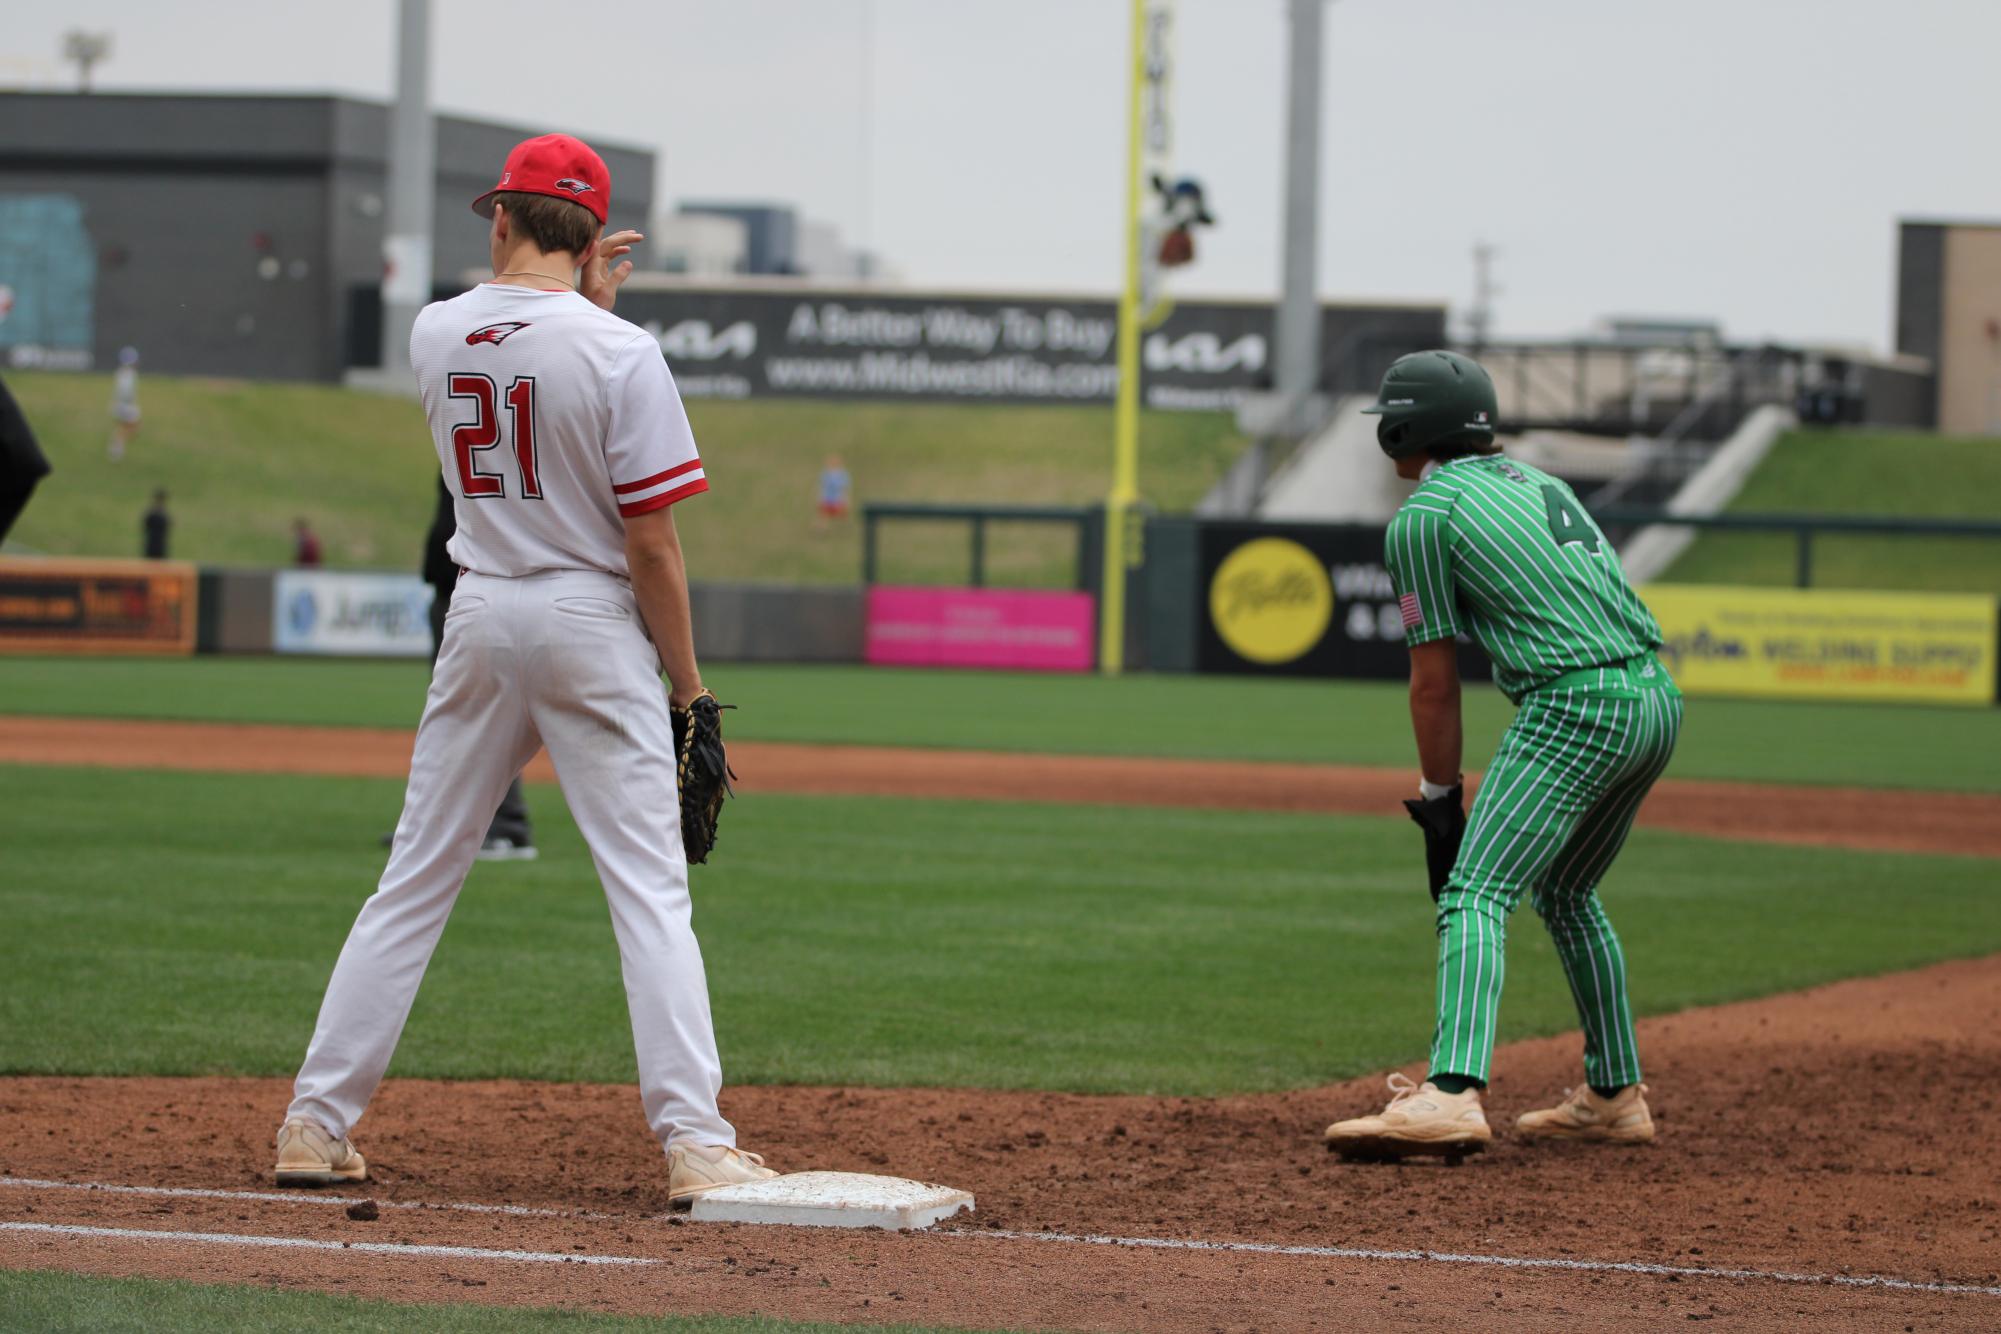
xmin=4 ymin=958 xmax=1999 ymax=1329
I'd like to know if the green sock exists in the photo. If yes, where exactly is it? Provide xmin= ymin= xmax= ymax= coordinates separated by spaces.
xmin=1429 ymin=1073 xmax=1484 ymax=1095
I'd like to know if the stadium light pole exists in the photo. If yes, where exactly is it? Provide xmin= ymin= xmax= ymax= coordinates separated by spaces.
xmin=1468 ymin=241 xmax=1500 ymax=355
xmin=1273 ymin=0 xmax=1327 ymax=432
xmin=379 ymin=0 xmax=434 ymax=384
xmin=61 ymin=31 xmax=112 ymax=92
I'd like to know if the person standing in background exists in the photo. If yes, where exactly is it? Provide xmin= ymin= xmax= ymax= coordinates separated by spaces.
xmin=815 ymin=454 xmax=851 ymax=531
xmin=108 ymin=347 xmax=141 ymax=461
xmin=423 ymin=477 xmax=534 ymax=860
xmin=293 ymin=519 xmax=323 ymax=567
xmin=374 ymin=485 xmax=537 ymax=860
xmin=141 ymin=489 xmax=171 ymax=559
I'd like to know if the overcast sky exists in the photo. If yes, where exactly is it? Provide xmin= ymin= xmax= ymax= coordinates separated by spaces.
xmin=9 ymin=0 xmax=1996 ymax=351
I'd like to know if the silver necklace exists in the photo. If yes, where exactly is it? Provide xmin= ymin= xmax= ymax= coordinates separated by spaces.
xmin=494 ymin=271 xmax=575 ymax=290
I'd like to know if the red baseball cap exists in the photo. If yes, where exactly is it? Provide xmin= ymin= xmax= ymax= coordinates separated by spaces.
xmin=471 ymin=133 xmax=610 ymax=226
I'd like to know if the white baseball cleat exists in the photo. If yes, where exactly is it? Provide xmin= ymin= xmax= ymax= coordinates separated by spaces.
xmin=274 ymin=1117 xmax=367 ymax=1185
xmin=667 ymin=1143 xmax=777 ymax=1206
xmin=1515 ymin=1083 xmax=1656 ymax=1144
xmin=1324 ymin=1072 xmax=1492 ymax=1161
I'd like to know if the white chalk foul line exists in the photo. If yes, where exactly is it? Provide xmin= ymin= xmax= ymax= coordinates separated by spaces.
xmin=976 ymin=1229 xmax=2001 ymax=1299
xmin=0 ymin=1221 xmax=655 ymax=1266
xmin=0 ymin=1177 xmax=598 ymax=1220
xmin=8 ymin=1176 xmax=1998 ymax=1299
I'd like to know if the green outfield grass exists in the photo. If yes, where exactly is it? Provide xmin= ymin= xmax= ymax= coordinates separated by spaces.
xmin=0 ymin=1269 xmax=980 ymax=1334
xmin=1 ymin=371 xmax=1241 ymax=586
xmin=4 ymin=763 xmax=1997 ymax=1095
xmin=1663 ymin=429 xmax=2001 ymax=592
xmin=5 ymin=655 xmax=1999 ymax=793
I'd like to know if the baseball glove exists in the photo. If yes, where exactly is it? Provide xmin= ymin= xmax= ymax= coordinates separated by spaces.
xmin=671 ymin=691 xmax=736 ymax=864
xmin=1402 ymin=783 xmax=1466 ymax=901
xmin=1157 ymin=225 xmax=1195 ymax=268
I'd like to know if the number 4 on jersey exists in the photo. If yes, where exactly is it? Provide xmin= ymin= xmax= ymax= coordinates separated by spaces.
xmin=448 ymin=373 xmax=542 ymax=500
xmin=1540 ymin=484 xmax=1599 ymax=552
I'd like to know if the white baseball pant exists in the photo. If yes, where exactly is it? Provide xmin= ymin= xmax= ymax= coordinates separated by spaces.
xmin=288 ymin=568 xmax=736 ymax=1152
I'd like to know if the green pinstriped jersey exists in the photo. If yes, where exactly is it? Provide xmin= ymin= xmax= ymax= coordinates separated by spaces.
xmin=1384 ymin=455 xmax=1662 ymax=702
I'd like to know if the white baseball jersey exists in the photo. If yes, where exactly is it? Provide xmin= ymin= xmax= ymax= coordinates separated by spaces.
xmin=408 ymin=284 xmax=708 ymax=578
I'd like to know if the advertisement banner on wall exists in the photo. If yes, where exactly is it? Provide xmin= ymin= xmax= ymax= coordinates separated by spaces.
xmin=1646 ymin=584 xmax=1998 ymax=706
xmin=1195 ymin=523 xmax=1491 ymax=681
xmin=865 ymin=585 xmax=1096 ymax=673
xmin=0 ymin=557 xmax=196 ymax=654
xmin=273 ymin=570 xmax=434 ymax=658
xmin=607 ymin=288 xmax=1442 ymax=412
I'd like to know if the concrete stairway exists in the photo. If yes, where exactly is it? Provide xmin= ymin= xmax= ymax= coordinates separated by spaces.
xmin=1255 ymin=394 xmax=1405 ymax=523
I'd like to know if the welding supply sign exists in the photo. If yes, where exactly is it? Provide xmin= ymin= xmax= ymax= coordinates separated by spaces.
xmin=1646 ymin=584 xmax=1998 ymax=706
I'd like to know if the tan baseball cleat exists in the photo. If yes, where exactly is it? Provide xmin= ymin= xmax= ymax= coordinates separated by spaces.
xmin=1324 ymin=1072 xmax=1492 ymax=1161
xmin=1515 ymin=1083 xmax=1656 ymax=1144
xmin=274 ymin=1117 xmax=367 ymax=1185
xmin=666 ymin=1143 xmax=778 ymax=1206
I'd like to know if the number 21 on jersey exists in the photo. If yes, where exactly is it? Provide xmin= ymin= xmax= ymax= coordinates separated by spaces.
xmin=449 ymin=373 xmax=541 ymax=500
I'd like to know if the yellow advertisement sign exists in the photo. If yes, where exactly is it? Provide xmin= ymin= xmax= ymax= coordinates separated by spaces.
xmin=1208 ymin=537 xmax=1334 ymax=666
xmin=1645 ymin=584 xmax=1998 ymax=707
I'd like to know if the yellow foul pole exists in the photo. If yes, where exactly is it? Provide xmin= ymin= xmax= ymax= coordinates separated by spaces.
xmin=1100 ymin=0 xmax=1149 ymax=675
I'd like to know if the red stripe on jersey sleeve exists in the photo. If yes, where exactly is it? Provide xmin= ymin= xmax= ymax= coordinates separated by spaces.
xmin=612 ymin=459 xmax=703 ymax=495
xmin=617 ymin=477 xmax=709 ymax=517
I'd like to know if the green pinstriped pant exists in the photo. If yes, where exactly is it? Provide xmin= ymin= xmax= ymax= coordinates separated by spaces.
xmin=1429 ymin=656 xmax=1683 ymax=1090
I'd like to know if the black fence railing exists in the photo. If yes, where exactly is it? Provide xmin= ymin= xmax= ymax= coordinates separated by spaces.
xmin=1591 ymin=508 xmax=2001 ymax=588
xmin=861 ymin=503 xmax=1099 ymax=590
xmin=1460 ymin=341 xmax=1934 ymax=443
xmin=860 ymin=502 xmax=2000 ymax=596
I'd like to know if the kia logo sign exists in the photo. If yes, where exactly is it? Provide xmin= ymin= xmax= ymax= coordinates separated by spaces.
xmin=1144 ymin=331 xmax=1268 ymax=375
xmin=602 ymin=288 xmax=1443 ymax=408
xmin=654 ymin=320 xmax=758 ymax=361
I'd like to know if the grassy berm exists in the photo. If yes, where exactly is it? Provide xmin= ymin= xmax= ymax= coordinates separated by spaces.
xmin=0 ymin=371 xmax=1242 ymax=587
xmin=1663 ymin=428 xmax=2001 ymax=592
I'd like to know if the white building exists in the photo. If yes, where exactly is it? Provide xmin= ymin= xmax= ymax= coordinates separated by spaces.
xmin=649 ymin=213 xmax=748 ymax=277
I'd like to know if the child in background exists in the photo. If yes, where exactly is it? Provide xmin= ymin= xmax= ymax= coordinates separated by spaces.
xmin=108 ymin=347 xmax=140 ymax=460
xmin=816 ymin=455 xmax=851 ymax=530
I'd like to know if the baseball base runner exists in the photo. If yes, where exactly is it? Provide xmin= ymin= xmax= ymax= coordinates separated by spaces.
xmin=274 ymin=133 xmax=775 ymax=1205
xmin=1325 ymin=350 xmax=1681 ymax=1161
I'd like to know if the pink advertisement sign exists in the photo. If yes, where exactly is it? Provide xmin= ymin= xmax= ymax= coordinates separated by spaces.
xmin=866 ymin=585 xmax=1097 ymax=673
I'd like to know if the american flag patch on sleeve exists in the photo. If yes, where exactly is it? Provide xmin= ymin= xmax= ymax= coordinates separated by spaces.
xmin=1398 ymin=591 xmax=1424 ymax=629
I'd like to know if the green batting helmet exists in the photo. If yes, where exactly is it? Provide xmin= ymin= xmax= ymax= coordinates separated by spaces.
xmin=1361 ymin=350 xmax=1499 ymax=460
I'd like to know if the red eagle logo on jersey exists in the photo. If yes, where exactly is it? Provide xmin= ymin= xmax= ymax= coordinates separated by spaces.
xmin=466 ymin=322 xmax=531 ymax=346
xmin=554 ymin=177 xmax=595 ymax=197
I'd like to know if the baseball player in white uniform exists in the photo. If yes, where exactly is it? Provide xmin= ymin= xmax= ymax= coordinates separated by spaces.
xmin=275 ymin=134 xmax=775 ymax=1205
